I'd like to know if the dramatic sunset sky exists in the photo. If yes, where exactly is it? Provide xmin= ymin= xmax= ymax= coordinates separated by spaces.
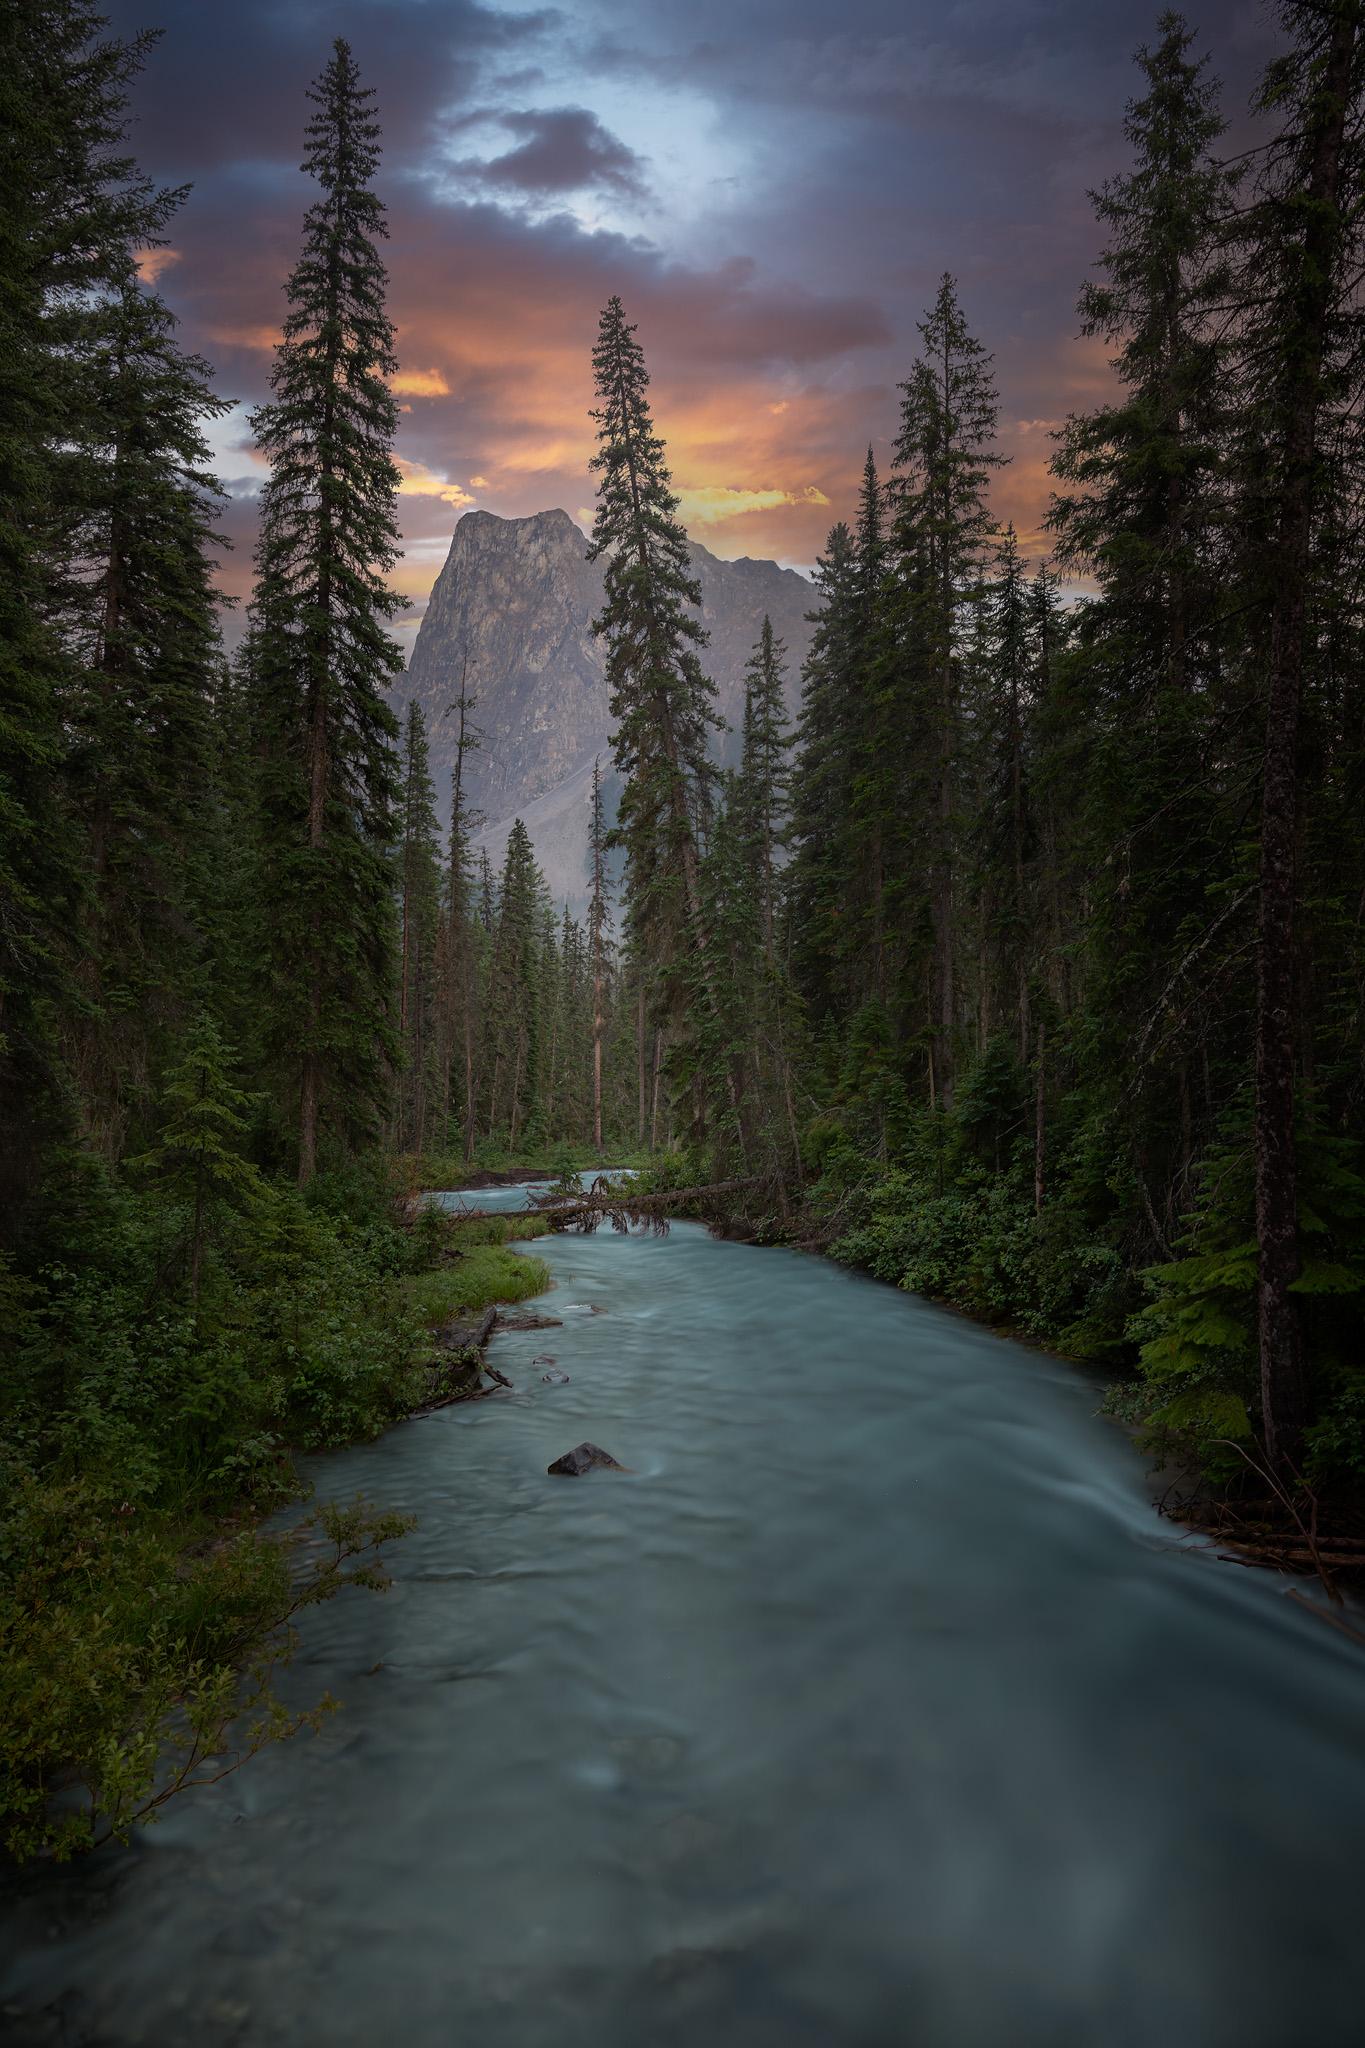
xmin=109 ymin=0 xmax=1279 ymax=652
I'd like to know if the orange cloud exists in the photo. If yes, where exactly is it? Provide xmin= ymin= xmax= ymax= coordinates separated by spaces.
xmin=135 ymin=247 xmax=181 ymax=284
xmin=674 ymin=482 xmax=831 ymax=527
xmin=391 ymin=368 xmax=450 ymax=396
xmin=205 ymin=321 xmax=282 ymax=354
xmin=395 ymin=456 xmax=476 ymax=509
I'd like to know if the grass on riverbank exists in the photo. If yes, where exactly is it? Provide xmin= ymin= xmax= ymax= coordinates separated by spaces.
xmin=404 ymin=1236 xmax=551 ymax=1324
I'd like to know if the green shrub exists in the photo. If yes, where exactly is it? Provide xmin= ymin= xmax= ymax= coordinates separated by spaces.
xmin=1122 ymin=1131 xmax=1365 ymax=1484
xmin=0 ymin=1475 xmax=412 ymax=1862
xmin=832 ymin=1163 xmax=1123 ymax=1348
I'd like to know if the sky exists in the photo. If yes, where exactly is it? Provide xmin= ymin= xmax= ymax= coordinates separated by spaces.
xmin=108 ymin=0 xmax=1282 ymax=652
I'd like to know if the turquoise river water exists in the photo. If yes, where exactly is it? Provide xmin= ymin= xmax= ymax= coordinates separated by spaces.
xmin=4 ymin=1200 xmax=1365 ymax=2045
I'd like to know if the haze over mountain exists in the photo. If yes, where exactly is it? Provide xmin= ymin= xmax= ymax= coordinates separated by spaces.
xmin=394 ymin=508 xmax=815 ymax=909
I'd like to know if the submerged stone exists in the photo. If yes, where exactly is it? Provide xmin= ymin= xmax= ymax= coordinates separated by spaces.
xmin=548 ymin=1441 xmax=624 ymax=1476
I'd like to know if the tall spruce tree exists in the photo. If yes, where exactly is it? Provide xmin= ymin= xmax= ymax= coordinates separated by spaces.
xmin=1048 ymin=14 xmax=1240 ymax=1265
xmin=56 ymin=276 xmax=231 ymax=1153
xmin=737 ymin=616 xmax=793 ymax=965
xmin=980 ymin=525 xmax=1034 ymax=1062
xmin=1234 ymin=0 xmax=1365 ymax=1470
xmin=587 ymin=297 xmax=720 ymax=986
xmin=1050 ymin=12 xmax=1232 ymax=691
xmin=893 ymin=276 xmax=1005 ymax=1108
xmin=788 ymin=523 xmax=860 ymax=1023
xmin=246 ymin=38 xmax=404 ymax=1186
xmin=0 ymin=2 xmax=181 ymax=1231
xmin=848 ymin=449 xmax=901 ymax=1002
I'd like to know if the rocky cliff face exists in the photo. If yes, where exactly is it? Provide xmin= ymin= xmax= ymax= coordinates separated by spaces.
xmin=397 ymin=508 xmax=816 ymax=838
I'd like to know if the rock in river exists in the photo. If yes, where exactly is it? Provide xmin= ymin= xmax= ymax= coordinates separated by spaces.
xmin=548 ymin=1442 xmax=626 ymax=1476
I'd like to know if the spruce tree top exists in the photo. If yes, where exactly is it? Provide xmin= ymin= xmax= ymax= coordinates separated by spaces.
xmin=249 ymin=38 xmax=403 ymax=643
xmin=585 ymin=294 xmax=720 ymax=946
xmin=894 ymin=273 xmax=1004 ymax=581
xmin=587 ymin=296 xmax=700 ymax=613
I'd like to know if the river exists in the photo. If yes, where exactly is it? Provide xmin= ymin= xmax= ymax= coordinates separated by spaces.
xmin=4 ymin=1205 xmax=1365 ymax=2045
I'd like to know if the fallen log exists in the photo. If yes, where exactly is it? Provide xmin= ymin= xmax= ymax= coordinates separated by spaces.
xmin=526 ymin=1176 xmax=761 ymax=1228
xmin=415 ymin=1302 xmax=504 ymax=1413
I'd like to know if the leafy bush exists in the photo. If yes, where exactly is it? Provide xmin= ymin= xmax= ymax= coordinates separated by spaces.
xmin=832 ymin=1162 xmax=1123 ymax=1346
xmin=0 ymin=1475 xmax=412 ymax=1862
xmin=1123 ymin=1131 xmax=1365 ymax=1484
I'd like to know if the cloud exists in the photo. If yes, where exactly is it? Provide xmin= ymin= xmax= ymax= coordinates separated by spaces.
xmin=135 ymin=247 xmax=181 ymax=284
xmin=674 ymin=483 xmax=830 ymax=526
xmin=395 ymin=457 xmax=476 ymax=510
xmin=448 ymin=106 xmax=647 ymax=198
xmin=391 ymin=368 xmax=451 ymax=396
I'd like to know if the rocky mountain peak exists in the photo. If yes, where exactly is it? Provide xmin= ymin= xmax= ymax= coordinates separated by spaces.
xmin=394 ymin=507 xmax=816 ymax=906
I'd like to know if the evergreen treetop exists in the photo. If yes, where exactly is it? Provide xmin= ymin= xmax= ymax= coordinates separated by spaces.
xmin=248 ymin=34 xmax=405 ymax=808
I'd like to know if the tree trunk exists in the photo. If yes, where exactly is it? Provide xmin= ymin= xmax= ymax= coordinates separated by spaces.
xmin=637 ymin=977 xmax=646 ymax=1146
xmin=1034 ymin=1023 xmax=1045 ymax=1222
xmin=935 ymin=654 xmax=955 ymax=1108
xmin=649 ymin=1027 xmax=663 ymax=1153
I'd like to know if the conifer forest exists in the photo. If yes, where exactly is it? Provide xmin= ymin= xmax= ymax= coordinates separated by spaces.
xmin=5 ymin=0 xmax=1365 ymax=1882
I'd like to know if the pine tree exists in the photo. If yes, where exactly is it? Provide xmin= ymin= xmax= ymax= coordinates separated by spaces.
xmin=246 ymin=38 xmax=404 ymax=1186
xmin=893 ymin=276 xmax=1005 ymax=1108
xmin=788 ymin=523 xmax=860 ymax=1022
xmin=1050 ymin=12 xmax=1233 ymax=690
xmin=1233 ymin=0 xmax=1365 ymax=1470
xmin=0 ymin=2 xmax=179 ymax=1232
xmin=135 ymin=1013 xmax=263 ymax=1297
xmin=848 ymin=449 xmax=903 ymax=1002
xmin=980 ymin=525 xmax=1034 ymax=1062
xmin=56 ymin=276 xmax=231 ymax=1152
xmin=1042 ymin=12 xmax=1245 ymax=1272
xmin=587 ymin=297 xmax=720 ymax=985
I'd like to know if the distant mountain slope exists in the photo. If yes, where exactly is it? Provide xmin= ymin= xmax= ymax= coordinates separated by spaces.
xmin=395 ymin=509 xmax=816 ymax=845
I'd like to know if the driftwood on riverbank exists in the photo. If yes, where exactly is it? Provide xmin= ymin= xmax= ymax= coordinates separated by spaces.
xmin=1163 ymin=1490 xmax=1365 ymax=1615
